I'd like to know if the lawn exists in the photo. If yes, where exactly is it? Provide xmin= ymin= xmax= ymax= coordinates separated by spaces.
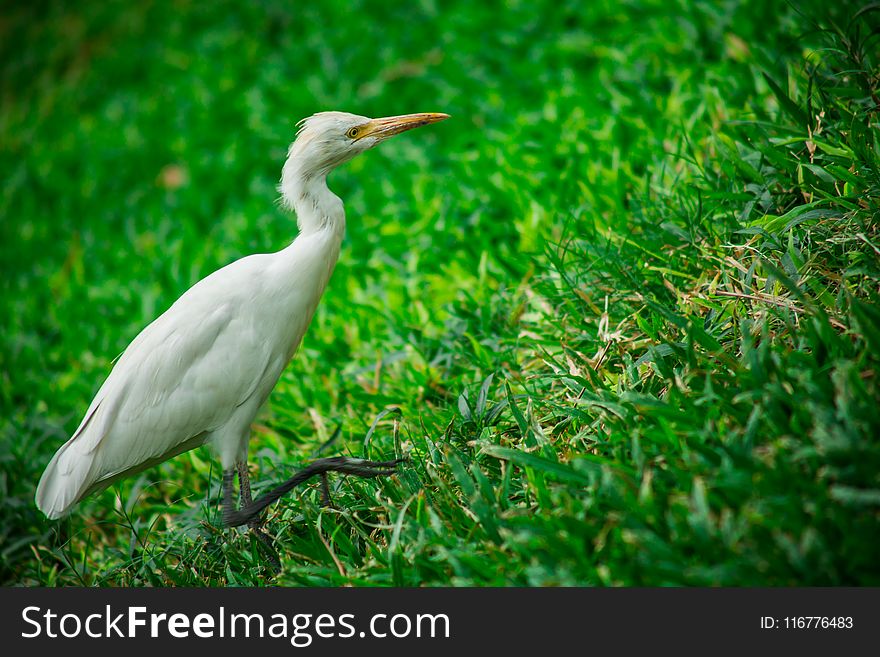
xmin=1 ymin=0 xmax=878 ymax=586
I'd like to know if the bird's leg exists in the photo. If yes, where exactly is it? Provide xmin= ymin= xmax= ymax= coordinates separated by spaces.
xmin=319 ymin=473 xmax=333 ymax=508
xmin=237 ymin=462 xmax=256 ymax=517
xmin=237 ymin=462 xmax=281 ymax=573
xmin=222 ymin=469 xmax=236 ymax=523
xmin=223 ymin=456 xmax=406 ymax=528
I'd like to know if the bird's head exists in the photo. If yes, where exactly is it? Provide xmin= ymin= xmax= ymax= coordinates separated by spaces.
xmin=284 ymin=111 xmax=449 ymax=176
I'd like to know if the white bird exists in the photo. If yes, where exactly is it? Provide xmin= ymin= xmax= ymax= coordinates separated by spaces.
xmin=36 ymin=111 xmax=449 ymax=531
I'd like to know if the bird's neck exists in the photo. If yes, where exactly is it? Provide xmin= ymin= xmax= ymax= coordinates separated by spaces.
xmin=280 ymin=159 xmax=346 ymax=238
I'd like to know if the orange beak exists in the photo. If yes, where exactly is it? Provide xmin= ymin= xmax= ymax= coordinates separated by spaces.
xmin=357 ymin=112 xmax=450 ymax=140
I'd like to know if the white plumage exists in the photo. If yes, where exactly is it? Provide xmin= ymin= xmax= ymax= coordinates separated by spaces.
xmin=36 ymin=110 xmax=448 ymax=520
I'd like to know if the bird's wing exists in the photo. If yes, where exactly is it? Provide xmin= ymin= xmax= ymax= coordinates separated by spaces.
xmin=97 ymin=303 xmax=270 ymax=467
xmin=36 ymin=288 xmax=275 ymax=518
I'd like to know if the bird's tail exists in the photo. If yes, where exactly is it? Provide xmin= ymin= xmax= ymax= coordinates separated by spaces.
xmin=35 ymin=402 xmax=109 ymax=519
xmin=35 ymin=436 xmax=99 ymax=519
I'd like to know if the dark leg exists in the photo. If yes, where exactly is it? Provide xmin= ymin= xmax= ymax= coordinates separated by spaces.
xmin=223 ymin=456 xmax=405 ymax=528
xmin=319 ymin=473 xmax=333 ymax=508
xmin=238 ymin=462 xmax=253 ymax=508
xmin=237 ymin=462 xmax=281 ymax=572
xmin=222 ymin=469 xmax=236 ymax=522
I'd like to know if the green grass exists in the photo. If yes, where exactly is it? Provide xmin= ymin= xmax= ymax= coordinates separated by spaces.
xmin=2 ymin=0 xmax=878 ymax=586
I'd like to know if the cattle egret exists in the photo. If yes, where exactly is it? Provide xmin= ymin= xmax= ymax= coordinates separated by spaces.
xmin=36 ymin=111 xmax=449 ymax=536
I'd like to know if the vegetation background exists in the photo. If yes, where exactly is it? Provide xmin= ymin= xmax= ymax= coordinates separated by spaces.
xmin=1 ymin=0 xmax=878 ymax=586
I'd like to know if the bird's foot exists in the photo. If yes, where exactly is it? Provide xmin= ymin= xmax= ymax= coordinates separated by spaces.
xmin=223 ymin=455 xmax=406 ymax=528
xmin=320 ymin=456 xmax=407 ymax=479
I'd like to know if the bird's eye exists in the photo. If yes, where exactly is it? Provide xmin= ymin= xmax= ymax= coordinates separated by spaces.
xmin=346 ymin=127 xmax=360 ymax=139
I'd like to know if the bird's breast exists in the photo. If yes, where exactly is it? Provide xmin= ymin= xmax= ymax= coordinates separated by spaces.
xmin=264 ymin=228 xmax=343 ymax=363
